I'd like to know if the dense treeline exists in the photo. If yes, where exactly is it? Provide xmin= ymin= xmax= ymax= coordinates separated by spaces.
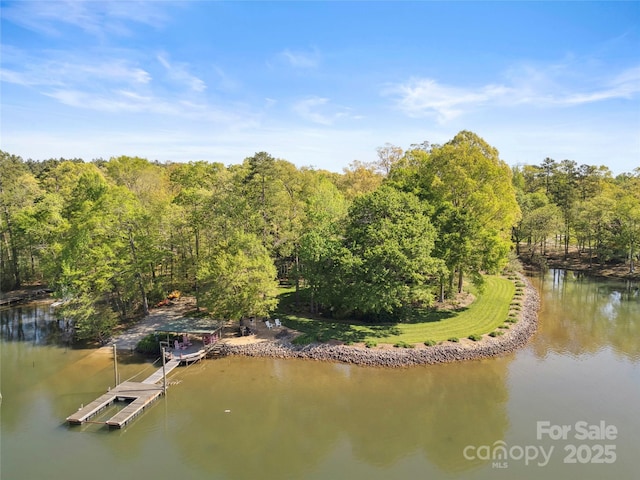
xmin=512 ymin=158 xmax=640 ymax=271
xmin=1 ymin=131 xmax=637 ymax=341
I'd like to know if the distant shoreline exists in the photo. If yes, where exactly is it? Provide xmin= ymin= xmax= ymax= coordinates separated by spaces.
xmin=221 ymin=273 xmax=540 ymax=368
xmin=0 ymin=286 xmax=52 ymax=307
xmin=6 ymin=274 xmax=540 ymax=366
xmin=519 ymin=249 xmax=639 ymax=281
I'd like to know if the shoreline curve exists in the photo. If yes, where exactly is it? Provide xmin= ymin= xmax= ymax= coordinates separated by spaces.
xmin=221 ymin=274 xmax=540 ymax=368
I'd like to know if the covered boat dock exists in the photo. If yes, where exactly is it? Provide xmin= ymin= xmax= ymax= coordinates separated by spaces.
xmin=156 ymin=316 xmax=226 ymax=364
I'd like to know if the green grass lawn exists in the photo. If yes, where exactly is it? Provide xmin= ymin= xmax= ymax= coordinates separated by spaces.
xmin=275 ymin=276 xmax=515 ymax=345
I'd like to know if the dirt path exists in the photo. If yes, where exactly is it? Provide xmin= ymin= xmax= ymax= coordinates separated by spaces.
xmin=112 ymin=297 xmax=197 ymax=352
xmin=111 ymin=297 xmax=282 ymax=352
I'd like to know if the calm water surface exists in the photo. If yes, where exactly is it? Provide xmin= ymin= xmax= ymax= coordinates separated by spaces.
xmin=1 ymin=270 xmax=638 ymax=479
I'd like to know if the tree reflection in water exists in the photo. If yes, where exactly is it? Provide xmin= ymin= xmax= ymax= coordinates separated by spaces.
xmin=162 ymin=355 xmax=510 ymax=478
xmin=531 ymin=270 xmax=639 ymax=360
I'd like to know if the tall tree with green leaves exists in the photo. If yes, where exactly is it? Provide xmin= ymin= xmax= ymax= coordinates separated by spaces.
xmin=170 ymin=161 xmax=230 ymax=306
xmin=54 ymin=169 xmax=124 ymax=342
xmin=52 ymin=167 xmax=158 ymax=341
xmin=375 ymin=143 xmax=403 ymax=176
xmin=329 ymin=186 xmax=442 ymax=320
xmin=336 ymin=160 xmax=383 ymax=201
xmin=0 ymin=152 xmax=50 ymax=289
xmin=615 ymin=194 xmax=640 ymax=273
xmin=199 ymin=231 xmax=278 ymax=320
xmin=390 ymin=131 xmax=521 ymax=293
xmin=298 ymin=174 xmax=348 ymax=313
xmin=523 ymin=203 xmax=562 ymax=258
xmin=241 ymin=152 xmax=280 ymax=250
xmin=574 ymin=193 xmax=616 ymax=266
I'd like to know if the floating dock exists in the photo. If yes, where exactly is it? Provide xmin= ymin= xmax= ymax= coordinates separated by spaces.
xmin=67 ymin=316 xmax=226 ymax=430
xmin=66 ymin=359 xmax=180 ymax=428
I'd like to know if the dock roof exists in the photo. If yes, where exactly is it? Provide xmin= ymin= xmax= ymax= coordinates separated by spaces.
xmin=154 ymin=317 xmax=224 ymax=335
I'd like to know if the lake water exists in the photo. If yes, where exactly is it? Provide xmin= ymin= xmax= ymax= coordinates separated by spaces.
xmin=1 ymin=270 xmax=638 ymax=479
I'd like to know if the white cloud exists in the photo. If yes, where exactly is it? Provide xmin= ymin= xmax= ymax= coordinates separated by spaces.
xmin=562 ymin=66 xmax=640 ymax=105
xmin=211 ymin=66 xmax=239 ymax=92
xmin=279 ymin=48 xmax=320 ymax=69
xmin=0 ymin=51 xmax=151 ymax=88
xmin=44 ymin=89 xmax=154 ymax=113
xmin=157 ymin=53 xmax=207 ymax=93
xmin=1 ymin=0 xmax=174 ymax=37
xmin=387 ymin=64 xmax=640 ymax=122
xmin=0 ymin=47 xmax=239 ymax=122
xmin=0 ymin=68 xmax=41 ymax=87
xmin=41 ymin=87 xmax=258 ymax=128
xmin=293 ymin=97 xmax=332 ymax=125
xmin=387 ymin=79 xmax=514 ymax=122
xmin=292 ymin=96 xmax=358 ymax=125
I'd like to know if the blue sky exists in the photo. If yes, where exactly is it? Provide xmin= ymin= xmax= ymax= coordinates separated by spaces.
xmin=1 ymin=1 xmax=639 ymax=174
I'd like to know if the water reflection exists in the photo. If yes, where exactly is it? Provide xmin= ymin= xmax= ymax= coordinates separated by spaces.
xmin=153 ymin=355 xmax=510 ymax=479
xmin=0 ymin=301 xmax=71 ymax=345
xmin=530 ymin=270 xmax=639 ymax=360
xmin=2 ymin=272 xmax=638 ymax=480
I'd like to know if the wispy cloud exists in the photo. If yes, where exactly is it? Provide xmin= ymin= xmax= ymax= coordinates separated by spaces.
xmin=279 ymin=48 xmax=321 ymax=69
xmin=1 ymin=0 xmax=174 ymax=37
xmin=386 ymin=63 xmax=640 ymax=122
xmin=44 ymin=89 xmax=157 ymax=113
xmin=0 ymin=47 xmax=255 ymax=126
xmin=0 ymin=48 xmax=151 ymax=88
xmin=41 ymin=86 xmax=260 ymax=129
xmin=562 ymin=66 xmax=640 ymax=105
xmin=292 ymin=96 xmax=359 ymax=125
xmin=211 ymin=66 xmax=239 ymax=92
xmin=157 ymin=53 xmax=206 ymax=93
xmin=386 ymin=79 xmax=514 ymax=122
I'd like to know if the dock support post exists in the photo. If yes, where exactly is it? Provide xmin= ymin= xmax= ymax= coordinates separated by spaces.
xmin=113 ymin=344 xmax=119 ymax=387
xmin=162 ymin=347 xmax=167 ymax=395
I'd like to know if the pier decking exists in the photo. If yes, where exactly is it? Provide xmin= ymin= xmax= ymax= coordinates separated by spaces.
xmin=142 ymin=358 xmax=180 ymax=384
xmin=66 ymin=359 xmax=180 ymax=428
xmin=67 ymin=316 xmax=226 ymax=430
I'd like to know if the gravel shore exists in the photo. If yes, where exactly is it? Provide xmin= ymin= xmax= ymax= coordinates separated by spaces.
xmin=221 ymin=274 xmax=540 ymax=368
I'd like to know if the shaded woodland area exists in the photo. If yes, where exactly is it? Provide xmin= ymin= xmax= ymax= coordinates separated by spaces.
xmin=1 ymin=131 xmax=638 ymax=342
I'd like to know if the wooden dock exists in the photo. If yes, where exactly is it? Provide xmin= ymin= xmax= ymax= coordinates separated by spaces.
xmin=164 ymin=341 xmax=223 ymax=365
xmin=142 ymin=359 xmax=180 ymax=384
xmin=0 ymin=289 xmax=52 ymax=307
xmin=66 ymin=359 xmax=180 ymax=428
xmin=66 ymin=319 xmax=226 ymax=430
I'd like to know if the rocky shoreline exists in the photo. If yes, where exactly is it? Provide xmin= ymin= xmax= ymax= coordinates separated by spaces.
xmin=221 ymin=274 xmax=540 ymax=368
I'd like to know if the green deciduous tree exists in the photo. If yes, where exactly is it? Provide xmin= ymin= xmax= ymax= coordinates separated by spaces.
xmin=298 ymin=175 xmax=348 ymax=313
xmin=53 ymin=168 xmax=157 ymax=341
xmin=523 ymin=203 xmax=562 ymax=258
xmin=574 ymin=193 xmax=616 ymax=266
xmin=199 ymin=232 xmax=278 ymax=320
xmin=170 ymin=161 xmax=230 ymax=307
xmin=336 ymin=160 xmax=383 ymax=201
xmin=0 ymin=151 xmax=42 ymax=289
xmin=615 ymin=194 xmax=640 ymax=273
xmin=390 ymin=131 xmax=521 ymax=293
xmin=375 ymin=143 xmax=403 ymax=176
xmin=328 ymin=187 xmax=442 ymax=320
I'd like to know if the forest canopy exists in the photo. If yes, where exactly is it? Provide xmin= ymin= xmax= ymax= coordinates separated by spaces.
xmin=1 ymin=131 xmax=638 ymax=341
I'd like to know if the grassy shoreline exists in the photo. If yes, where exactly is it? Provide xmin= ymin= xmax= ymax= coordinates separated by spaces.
xmin=276 ymin=275 xmax=515 ymax=346
xmin=223 ymin=273 xmax=539 ymax=367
